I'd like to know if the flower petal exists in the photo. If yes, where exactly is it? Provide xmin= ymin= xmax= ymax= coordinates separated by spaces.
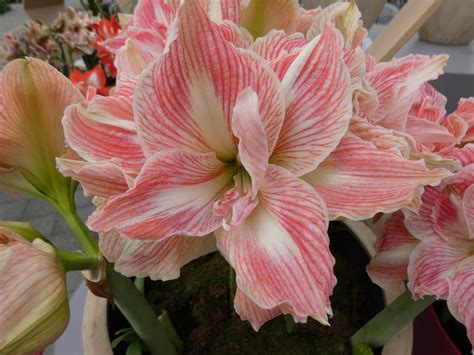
xmin=407 ymin=236 xmax=470 ymax=299
xmin=234 ymin=288 xmax=281 ymax=331
xmin=249 ymin=30 xmax=306 ymax=62
xmin=56 ymin=158 xmax=133 ymax=198
xmin=367 ymin=212 xmax=419 ymax=293
xmin=0 ymin=58 xmax=83 ymax=172
xmin=447 ymin=257 xmax=474 ymax=351
xmin=63 ymin=96 xmax=145 ymax=171
xmin=88 ymin=150 xmax=235 ymax=240
xmin=365 ymin=55 xmax=448 ymax=131
xmin=240 ymin=0 xmax=300 ymax=38
xmin=134 ymin=0 xmax=284 ymax=160
xmin=99 ymin=232 xmax=216 ymax=281
xmin=231 ymin=88 xmax=268 ymax=196
xmin=450 ymin=97 xmax=474 ymax=142
xmin=303 ymin=134 xmax=451 ymax=220
xmin=216 ymin=165 xmax=335 ymax=325
xmin=271 ymin=26 xmax=352 ymax=176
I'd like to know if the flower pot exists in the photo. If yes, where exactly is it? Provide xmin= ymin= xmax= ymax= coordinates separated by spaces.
xmin=82 ymin=221 xmax=413 ymax=355
xmin=302 ymin=0 xmax=387 ymax=29
xmin=418 ymin=0 xmax=474 ymax=45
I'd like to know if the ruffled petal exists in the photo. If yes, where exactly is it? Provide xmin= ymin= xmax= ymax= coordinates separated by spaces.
xmin=234 ymin=288 xmax=281 ymax=331
xmin=99 ymin=232 xmax=216 ymax=281
xmin=88 ymin=150 xmax=235 ymax=240
xmin=303 ymin=134 xmax=451 ymax=220
xmin=134 ymin=0 xmax=284 ymax=159
xmin=450 ymin=98 xmax=474 ymax=142
xmin=367 ymin=212 xmax=419 ymax=293
xmin=249 ymin=30 xmax=306 ymax=62
xmin=447 ymin=257 xmax=474 ymax=351
xmin=216 ymin=165 xmax=335 ymax=325
xmin=271 ymin=26 xmax=352 ymax=176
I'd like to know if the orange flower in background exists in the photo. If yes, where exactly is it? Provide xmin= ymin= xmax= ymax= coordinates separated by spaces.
xmin=69 ymin=65 xmax=110 ymax=96
xmin=93 ymin=16 xmax=121 ymax=77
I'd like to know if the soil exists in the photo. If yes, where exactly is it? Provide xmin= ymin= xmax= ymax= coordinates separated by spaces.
xmin=108 ymin=222 xmax=384 ymax=355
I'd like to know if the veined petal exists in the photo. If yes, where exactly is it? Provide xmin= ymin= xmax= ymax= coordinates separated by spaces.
xmin=409 ymin=83 xmax=446 ymax=122
xmin=0 ymin=58 xmax=83 ymax=174
xmin=365 ymin=55 xmax=448 ymax=131
xmin=295 ymin=7 xmax=320 ymax=34
xmin=240 ymin=0 xmax=300 ymax=38
xmin=441 ymin=164 xmax=474 ymax=196
xmin=63 ymin=96 xmax=145 ymax=171
xmin=218 ymin=20 xmax=253 ymax=48
xmin=405 ymin=117 xmax=459 ymax=149
xmin=403 ymin=186 xmax=442 ymax=240
xmin=307 ymin=1 xmax=367 ymax=49
xmin=447 ymin=257 xmax=474 ymax=351
xmin=303 ymin=134 xmax=451 ymax=220
xmin=443 ymin=144 xmax=474 ymax=167
xmin=234 ymin=288 xmax=281 ymax=331
xmin=249 ymin=30 xmax=306 ymax=62
xmin=367 ymin=212 xmax=419 ymax=293
xmin=451 ymin=97 xmax=474 ymax=142
xmin=271 ymin=26 xmax=352 ymax=176
xmin=216 ymin=165 xmax=335 ymax=325
xmin=88 ymin=150 xmax=235 ymax=240
xmin=433 ymin=189 xmax=472 ymax=241
xmin=99 ymin=232 xmax=216 ymax=281
xmin=56 ymin=158 xmax=133 ymax=197
xmin=463 ymin=185 xmax=474 ymax=238
xmin=232 ymin=88 xmax=268 ymax=196
xmin=115 ymin=39 xmax=154 ymax=80
xmin=407 ymin=236 xmax=470 ymax=299
xmin=133 ymin=0 xmax=174 ymax=30
xmin=134 ymin=0 xmax=284 ymax=160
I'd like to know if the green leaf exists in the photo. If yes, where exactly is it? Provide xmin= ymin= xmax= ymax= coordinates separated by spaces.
xmin=115 ymin=327 xmax=133 ymax=335
xmin=126 ymin=341 xmax=143 ymax=355
xmin=352 ymin=343 xmax=374 ymax=355
xmin=111 ymin=331 xmax=136 ymax=348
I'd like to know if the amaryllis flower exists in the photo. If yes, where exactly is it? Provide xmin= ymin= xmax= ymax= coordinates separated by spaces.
xmin=0 ymin=58 xmax=83 ymax=197
xmin=93 ymin=16 xmax=122 ymax=77
xmin=58 ymin=0 xmax=449 ymax=330
xmin=69 ymin=65 xmax=110 ymax=96
xmin=367 ymin=150 xmax=474 ymax=351
xmin=0 ymin=228 xmax=69 ymax=354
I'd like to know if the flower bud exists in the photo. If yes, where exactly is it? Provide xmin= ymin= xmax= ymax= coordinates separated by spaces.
xmin=0 ymin=228 xmax=69 ymax=354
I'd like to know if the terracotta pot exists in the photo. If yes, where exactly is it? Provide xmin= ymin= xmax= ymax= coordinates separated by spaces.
xmin=302 ymin=0 xmax=387 ymax=29
xmin=82 ymin=221 xmax=413 ymax=355
xmin=419 ymin=0 xmax=474 ymax=45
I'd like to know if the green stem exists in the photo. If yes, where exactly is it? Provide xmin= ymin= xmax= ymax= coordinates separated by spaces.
xmin=56 ymin=250 xmax=98 ymax=271
xmin=350 ymin=289 xmax=435 ymax=352
xmin=158 ymin=311 xmax=183 ymax=353
xmin=106 ymin=263 xmax=178 ymax=355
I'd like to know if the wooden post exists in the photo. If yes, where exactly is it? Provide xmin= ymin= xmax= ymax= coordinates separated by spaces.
xmin=367 ymin=0 xmax=446 ymax=62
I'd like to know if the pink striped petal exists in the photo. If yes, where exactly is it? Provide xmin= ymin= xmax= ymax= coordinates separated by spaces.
xmin=409 ymin=83 xmax=447 ymax=122
xmin=441 ymin=164 xmax=474 ymax=196
xmin=133 ymin=0 xmax=174 ymax=30
xmin=271 ymin=26 xmax=352 ymax=176
xmin=367 ymin=212 xmax=419 ymax=293
xmin=433 ymin=188 xmax=472 ymax=241
xmin=403 ymin=186 xmax=442 ymax=240
xmin=218 ymin=21 xmax=253 ymax=48
xmin=115 ymin=39 xmax=154 ymax=80
xmin=303 ymin=134 xmax=451 ymax=220
xmin=407 ymin=236 xmax=470 ymax=299
xmin=88 ymin=150 xmax=235 ymax=240
xmin=405 ymin=117 xmax=459 ymax=149
xmin=447 ymin=257 xmax=474 ymax=351
xmin=56 ymin=158 xmax=133 ymax=197
xmin=240 ymin=0 xmax=300 ymax=38
xmin=365 ymin=55 xmax=448 ymax=131
xmin=296 ymin=7 xmax=321 ymax=34
xmin=451 ymin=98 xmax=474 ymax=142
xmin=234 ymin=288 xmax=281 ymax=331
xmin=307 ymin=1 xmax=367 ymax=49
xmin=463 ymin=185 xmax=474 ymax=238
xmin=99 ymin=232 xmax=216 ymax=281
xmin=63 ymin=96 xmax=145 ymax=171
xmin=232 ymin=88 xmax=269 ymax=196
xmin=443 ymin=144 xmax=474 ymax=167
xmin=216 ymin=165 xmax=335 ymax=325
xmin=250 ymin=30 xmax=307 ymax=62
xmin=134 ymin=0 xmax=284 ymax=160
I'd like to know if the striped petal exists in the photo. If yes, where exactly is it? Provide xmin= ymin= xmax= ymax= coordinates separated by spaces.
xmin=303 ymin=134 xmax=450 ymax=220
xmin=134 ymin=0 xmax=284 ymax=160
xmin=99 ymin=232 xmax=216 ymax=281
xmin=0 ymin=229 xmax=69 ymax=354
xmin=115 ymin=39 xmax=153 ymax=80
xmin=443 ymin=144 xmax=474 ymax=167
xmin=271 ymin=26 xmax=352 ymax=176
xmin=407 ymin=236 xmax=470 ymax=299
xmin=451 ymin=97 xmax=474 ymax=142
xmin=88 ymin=150 xmax=235 ymax=240
xmin=56 ymin=158 xmax=133 ymax=198
xmin=433 ymin=189 xmax=472 ymax=242
xmin=307 ymin=1 xmax=367 ymax=49
xmin=240 ymin=0 xmax=300 ymax=38
xmin=365 ymin=55 xmax=448 ymax=131
xmin=249 ymin=30 xmax=306 ymax=62
xmin=447 ymin=257 xmax=474 ymax=352
xmin=234 ymin=288 xmax=281 ymax=331
xmin=367 ymin=212 xmax=419 ymax=293
xmin=409 ymin=83 xmax=447 ymax=122
xmin=0 ymin=58 xmax=83 ymax=176
xmin=63 ymin=96 xmax=145 ymax=171
xmin=216 ymin=165 xmax=335 ymax=325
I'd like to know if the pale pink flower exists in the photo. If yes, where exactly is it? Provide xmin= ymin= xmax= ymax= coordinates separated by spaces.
xmin=60 ymin=0 xmax=450 ymax=330
xmin=0 ymin=228 xmax=69 ymax=354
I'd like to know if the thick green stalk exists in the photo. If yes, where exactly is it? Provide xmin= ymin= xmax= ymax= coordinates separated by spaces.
xmin=350 ymin=289 xmax=435 ymax=352
xmin=106 ymin=263 xmax=178 ymax=355
xmin=56 ymin=250 xmax=98 ymax=271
